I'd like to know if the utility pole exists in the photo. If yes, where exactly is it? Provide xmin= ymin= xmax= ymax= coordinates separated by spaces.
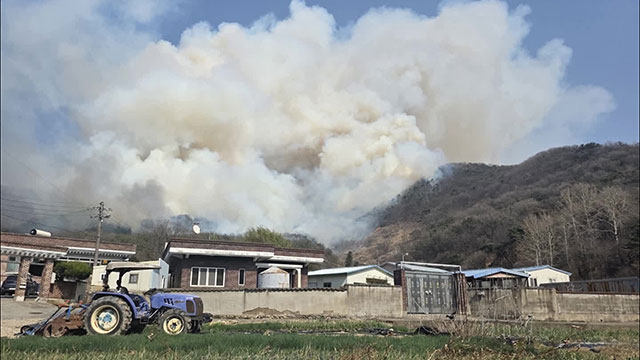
xmin=91 ymin=201 xmax=111 ymax=267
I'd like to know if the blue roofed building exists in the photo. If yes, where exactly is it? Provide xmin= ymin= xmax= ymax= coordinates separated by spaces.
xmin=462 ymin=267 xmax=529 ymax=289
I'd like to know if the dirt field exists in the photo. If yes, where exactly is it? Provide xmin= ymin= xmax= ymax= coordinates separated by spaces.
xmin=0 ymin=298 xmax=57 ymax=338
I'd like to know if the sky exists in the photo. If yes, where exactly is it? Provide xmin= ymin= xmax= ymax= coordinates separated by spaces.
xmin=155 ymin=0 xmax=639 ymax=150
xmin=0 ymin=0 xmax=638 ymax=240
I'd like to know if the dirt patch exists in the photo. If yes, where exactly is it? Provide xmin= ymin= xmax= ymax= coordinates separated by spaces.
xmin=242 ymin=307 xmax=302 ymax=317
xmin=1 ymin=319 xmax=34 ymax=338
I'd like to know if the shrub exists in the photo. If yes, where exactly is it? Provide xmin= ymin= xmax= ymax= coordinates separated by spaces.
xmin=54 ymin=261 xmax=92 ymax=280
xmin=243 ymin=227 xmax=292 ymax=248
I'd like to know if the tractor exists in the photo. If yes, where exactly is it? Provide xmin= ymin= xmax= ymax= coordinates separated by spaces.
xmin=83 ymin=262 xmax=213 ymax=336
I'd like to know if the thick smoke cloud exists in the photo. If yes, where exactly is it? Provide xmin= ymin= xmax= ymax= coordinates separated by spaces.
xmin=0 ymin=0 xmax=614 ymax=242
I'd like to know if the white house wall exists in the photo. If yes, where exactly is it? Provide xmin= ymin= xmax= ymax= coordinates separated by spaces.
xmin=308 ymin=274 xmax=347 ymax=288
xmin=308 ymin=268 xmax=393 ymax=288
xmin=345 ymin=268 xmax=393 ymax=285
xmin=91 ymin=259 xmax=169 ymax=291
xmin=527 ymin=268 xmax=571 ymax=286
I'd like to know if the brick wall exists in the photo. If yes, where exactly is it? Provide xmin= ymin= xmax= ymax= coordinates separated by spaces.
xmin=167 ymin=255 xmax=315 ymax=290
xmin=393 ymin=269 xmax=407 ymax=312
xmin=49 ymin=281 xmax=77 ymax=299
xmin=174 ymin=255 xmax=257 ymax=289
xmin=301 ymin=267 xmax=308 ymax=288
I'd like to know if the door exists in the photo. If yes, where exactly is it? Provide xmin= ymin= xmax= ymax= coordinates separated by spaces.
xmin=406 ymin=271 xmax=455 ymax=314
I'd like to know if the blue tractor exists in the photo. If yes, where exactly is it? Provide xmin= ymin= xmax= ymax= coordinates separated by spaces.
xmin=84 ymin=262 xmax=212 ymax=335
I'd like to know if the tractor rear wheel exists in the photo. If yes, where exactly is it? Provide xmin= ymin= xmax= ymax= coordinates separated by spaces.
xmin=84 ymin=296 xmax=132 ymax=335
xmin=159 ymin=309 xmax=191 ymax=335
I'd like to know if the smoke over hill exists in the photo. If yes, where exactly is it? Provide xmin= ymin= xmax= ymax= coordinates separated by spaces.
xmin=0 ymin=0 xmax=614 ymax=242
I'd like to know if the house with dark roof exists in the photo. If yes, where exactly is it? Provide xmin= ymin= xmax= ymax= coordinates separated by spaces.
xmin=462 ymin=267 xmax=529 ymax=289
xmin=511 ymin=265 xmax=572 ymax=287
xmin=162 ymin=238 xmax=324 ymax=289
xmin=307 ymin=265 xmax=393 ymax=288
xmin=0 ymin=232 xmax=136 ymax=301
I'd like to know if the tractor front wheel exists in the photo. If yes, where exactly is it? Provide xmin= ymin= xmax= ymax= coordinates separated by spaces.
xmin=159 ymin=309 xmax=191 ymax=335
xmin=84 ymin=296 xmax=132 ymax=335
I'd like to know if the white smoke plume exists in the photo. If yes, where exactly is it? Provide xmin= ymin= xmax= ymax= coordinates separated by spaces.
xmin=0 ymin=0 xmax=614 ymax=242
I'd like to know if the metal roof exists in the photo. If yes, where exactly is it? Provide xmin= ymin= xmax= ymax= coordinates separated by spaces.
xmin=309 ymin=265 xmax=392 ymax=277
xmin=384 ymin=262 xmax=451 ymax=274
xmin=511 ymin=265 xmax=572 ymax=276
xmin=462 ymin=267 xmax=529 ymax=279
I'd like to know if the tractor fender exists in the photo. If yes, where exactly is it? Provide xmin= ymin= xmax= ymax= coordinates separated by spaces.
xmin=90 ymin=292 xmax=139 ymax=318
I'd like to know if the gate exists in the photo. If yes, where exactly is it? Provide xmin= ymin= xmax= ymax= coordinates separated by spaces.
xmin=406 ymin=271 xmax=455 ymax=314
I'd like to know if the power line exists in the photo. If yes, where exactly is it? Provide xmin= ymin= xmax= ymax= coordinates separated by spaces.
xmin=1 ymin=148 xmax=92 ymax=205
xmin=0 ymin=203 xmax=91 ymax=215
xmin=0 ymin=213 xmax=91 ymax=234
xmin=110 ymin=213 xmax=135 ymax=230
xmin=0 ymin=197 xmax=91 ymax=209
xmin=0 ymin=209 xmax=91 ymax=219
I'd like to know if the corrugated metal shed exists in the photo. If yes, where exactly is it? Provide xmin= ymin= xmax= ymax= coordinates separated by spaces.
xmin=511 ymin=265 xmax=572 ymax=276
xmin=309 ymin=265 xmax=392 ymax=277
xmin=385 ymin=262 xmax=451 ymax=274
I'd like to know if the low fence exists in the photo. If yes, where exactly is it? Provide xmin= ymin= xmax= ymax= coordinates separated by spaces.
xmin=540 ymin=277 xmax=639 ymax=294
xmin=468 ymin=288 xmax=639 ymax=323
xmin=165 ymin=284 xmax=404 ymax=318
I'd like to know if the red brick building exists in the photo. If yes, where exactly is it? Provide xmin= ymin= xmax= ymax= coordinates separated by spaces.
xmin=162 ymin=239 xmax=324 ymax=289
xmin=0 ymin=232 xmax=136 ymax=301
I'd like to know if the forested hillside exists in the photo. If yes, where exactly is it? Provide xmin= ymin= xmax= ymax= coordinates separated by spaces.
xmin=350 ymin=143 xmax=639 ymax=280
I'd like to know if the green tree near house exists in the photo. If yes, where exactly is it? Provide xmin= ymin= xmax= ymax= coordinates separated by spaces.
xmin=54 ymin=261 xmax=92 ymax=281
xmin=344 ymin=251 xmax=353 ymax=267
xmin=243 ymin=227 xmax=292 ymax=248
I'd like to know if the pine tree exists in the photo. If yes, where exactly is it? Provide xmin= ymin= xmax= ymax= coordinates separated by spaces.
xmin=344 ymin=251 xmax=353 ymax=267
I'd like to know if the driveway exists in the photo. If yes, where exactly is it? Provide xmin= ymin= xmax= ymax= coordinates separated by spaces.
xmin=1 ymin=298 xmax=58 ymax=338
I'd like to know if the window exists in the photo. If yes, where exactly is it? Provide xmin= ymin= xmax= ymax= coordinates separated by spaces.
xmin=6 ymin=256 xmax=19 ymax=273
xmin=190 ymin=267 xmax=225 ymax=287
xmin=323 ymin=282 xmax=332 ymax=288
xmin=128 ymin=273 xmax=138 ymax=284
xmin=366 ymin=277 xmax=388 ymax=285
xmin=238 ymin=269 xmax=245 ymax=286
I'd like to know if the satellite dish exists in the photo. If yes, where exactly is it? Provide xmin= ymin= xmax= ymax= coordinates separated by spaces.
xmin=192 ymin=223 xmax=201 ymax=234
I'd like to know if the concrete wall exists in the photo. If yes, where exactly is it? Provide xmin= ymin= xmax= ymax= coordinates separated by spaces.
xmin=469 ymin=288 xmax=639 ymax=323
xmin=555 ymin=292 xmax=639 ymax=322
xmin=168 ymin=284 xmax=404 ymax=318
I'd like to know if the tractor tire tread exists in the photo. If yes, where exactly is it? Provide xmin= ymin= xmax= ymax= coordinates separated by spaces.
xmin=159 ymin=308 xmax=191 ymax=335
xmin=84 ymin=296 xmax=132 ymax=335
